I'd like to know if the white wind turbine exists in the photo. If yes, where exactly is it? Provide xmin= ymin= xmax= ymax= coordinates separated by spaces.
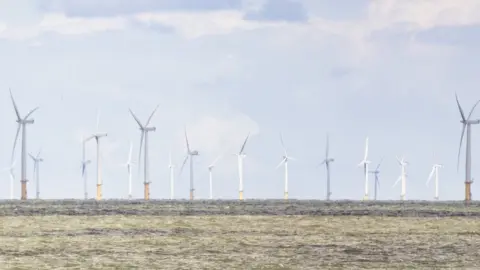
xmin=275 ymin=133 xmax=296 ymax=200
xmin=179 ymin=127 xmax=199 ymax=200
xmin=169 ymin=151 xmax=175 ymax=200
xmin=369 ymin=157 xmax=383 ymax=201
xmin=393 ymin=156 xmax=409 ymax=201
xmin=319 ymin=133 xmax=334 ymax=201
xmin=208 ymin=154 xmax=223 ymax=200
xmin=1 ymin=160 xmax=16 ymax=199
xmin=122 ymin=141 xmax=135 ymax=199
xmin=81 ymin=135 xmax=92 ymax=200
xmin=235 ymin=133 xmax=250 ymax=201
xmin=427 ymin=161 xmax=443 ymax=201
xmin=84 ymin=110 xmax=107 ymax=201
xmin=357 ymin=137 xmax=370 ymax=200
xmin=10 ymin=89 xmax=39 ymax=200
xmin=28 ymin=149 xmax=44 ymax=200
xmin=129 ymin=105 xmax=159 ymax=201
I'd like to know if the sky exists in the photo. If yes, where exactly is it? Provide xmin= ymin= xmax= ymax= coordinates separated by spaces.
xmin=1 ymin=0 xmax=480 ymax=201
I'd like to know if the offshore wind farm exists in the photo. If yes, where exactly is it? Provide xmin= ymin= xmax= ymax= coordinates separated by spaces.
xmin=3 ymin=1 xmax=480 ymax=268
xmin=1 ymin=90 xmax=480 ymax=203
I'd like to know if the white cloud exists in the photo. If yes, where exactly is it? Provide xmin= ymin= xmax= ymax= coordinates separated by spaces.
xmin=366 ymin=0 xmax=480 ymax=31
xmin=134 ymin=10 xmax=280 ymax=39
xmin=0 ymin=13 xmax=127 ymax=40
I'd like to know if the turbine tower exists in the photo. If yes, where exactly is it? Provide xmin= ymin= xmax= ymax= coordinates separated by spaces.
xmin=357 ymin=137 xmax=370 ymax=201
xmin=10 ymin=89 xmax=39 ymax=200
xmin=208 ymin=154 xmax=222 ymax=200
xmin=122 ymin=141 xmax=135 ymax=199
xmin=28 ymin=149 xmax=44 ymax=200
xmin=129 ymin=105 xmax=159 ymax=201
xmin=319 ymin=133 xmax=334 ymax=201
xmin=393 ymin=156 xmax=408 ymax=201
xmin=275 ymin=133 xmax=296 ymax=200
xmin=369 ymin=158 xmax=383 ymax=201
xmin=169 ymin=151 xmax=175 ymax=200
xmin=81 ymin=136 xmax=91 ymax=200
xmin=84 ymin=110 xmax=107 ymax=201
xmin=1 ymin=160 xmax=16 ymax=199
xmin=179 ymin=127 xmax=199 ymax=200
xmin=455 ymin=93 xmax=480 ymax=204
xmin=235 ymin=133 xmax=250 ymax=201
xmin=427 ymin=163 xmax=443 ymax=200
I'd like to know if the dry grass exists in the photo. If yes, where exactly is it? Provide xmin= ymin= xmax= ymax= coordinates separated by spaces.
xmin=1 ymin=215 xmax=479 ymax=269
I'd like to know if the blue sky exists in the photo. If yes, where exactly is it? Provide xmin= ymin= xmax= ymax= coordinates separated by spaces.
xmin=1 ymin=0 xmax=480 ymax=200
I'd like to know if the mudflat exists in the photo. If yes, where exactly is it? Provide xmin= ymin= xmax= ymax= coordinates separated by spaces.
xmin=0 ymin=200 xmax=479 ymax=269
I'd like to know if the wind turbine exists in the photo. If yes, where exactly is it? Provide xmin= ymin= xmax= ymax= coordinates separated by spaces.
xmin=427 ymin=162 xmax=443 ymax=200
xmin=357 ymin=137 xmax=370 ymax=201
xmin=1 ymin=160 xmax=16 ymax=199
xmin=455 ymin=93 xmax=480 ymax=204
xmin=393 ymin=156 xmax=408 ymax=201
xmin=235 ymin=133 xmax=250 ymax=201
xmin=129 ymin=105 xmax=159 ymax=201
xmin=10 ymin=89 xmax=39 ymax=200
xmin=81 ymin=135 xmax=91 ymax=199
xmin=208 ymin=154 xmax=223 ymax=200
xmin=319 ymin=133 xmax=334 ymax=201
xmin=28 ymin=149 xmax=44 ymax=200
xmin=369 ymin=157 xmax=383 ymax=201
xmin=275 ymin=133 xmax=296 ymax=200
xmin=122 ymin=141 xmax=135 ymax=199
xmin=169 ymin=151 xmax=175 ymax=200
xmin=179 ymin=127 xmax=199 ymax=200
xmin=84 ymin=110 xmax=107 ymax=201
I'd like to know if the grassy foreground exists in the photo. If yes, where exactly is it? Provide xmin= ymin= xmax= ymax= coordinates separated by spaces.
xmin=1 ymin=215 xmax=479 ymax=269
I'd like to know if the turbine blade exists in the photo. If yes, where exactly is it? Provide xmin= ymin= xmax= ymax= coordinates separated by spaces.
xmin=275 ymin=158 xmax=286 ymax=169
xmin=28 ymin=153 xmax=35 ymax=160
xmin=11 ymin=124 xmax=21 ymax=162
xmin=319 ymin=160 xmax=326 ymax=167
xmin=455 ymin=92 xmax=466 ymax=121
xmin=426 ymin=167 xmax=435 ymax=186
xmin=467 ymin=99 xmax=480 ymax=121
xmin=36 ymin=148 xmax=42 ymax=159
xmin=9 ymin=89 xmax=21 ymax=120
xmin=392 ymin=176 xmax=401 ymax=188
xmin=184 ymin=126 xmax=191 ymax=152
xmin=145 ymin=104 xmax=159 ymax=126
xmin=179 ymin=155 xmax=189 ymax=176
xmin=137 ymin=131 xmax=145 ymax=176
xmin=364 ymin=137 xmax=369 ymax=160
xmin=376 ymin=156 xmax=384 ymax=171
xmin=280 ymin=132 xmax=287 ymax=156
xmin=239 ymin=132 xmax=250 ymax=154
xmin=24 ymin=106 xmax=39 ymax=120
xmin=457 ymin=123 xmax=466 ymax=171
xmin=129 ymin=109 xmax=144 ymax=128
xmin=210 ymin=154 xmax=223 ymax=168
xmin=168 ymin=151 xmax=172 ymax=166
xmin=395 ymin=156 xmax=402 ymax=166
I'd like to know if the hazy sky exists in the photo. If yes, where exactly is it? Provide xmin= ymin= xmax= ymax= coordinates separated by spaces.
xmin=1 ymin=0 xmax=480 ymax=200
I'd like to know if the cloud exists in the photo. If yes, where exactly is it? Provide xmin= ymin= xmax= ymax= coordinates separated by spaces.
xmin=37 ymin=0 xmax=244 ymax=17
xmin=303 ymin=0 xmax=369 ymax=21
xmin=415 ymin=24 xmax=480 ymax=46
xmin=244 ymin=0 xmax=308 ymax=22
xmin=0 ymin=13 xmax=128 ymax=40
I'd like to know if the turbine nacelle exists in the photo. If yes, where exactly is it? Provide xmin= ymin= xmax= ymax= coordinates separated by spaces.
xmin=189 ymin=150 xmax=199 ymax=156
xmin=17 ymin=119 xmax=34 ymax=124
xmin=142 ymin=126 xmax=156 ymax=132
